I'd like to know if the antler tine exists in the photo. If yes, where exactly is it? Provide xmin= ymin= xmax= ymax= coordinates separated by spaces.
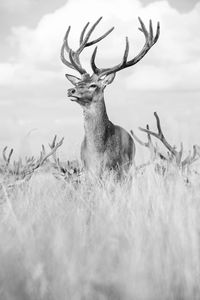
xmin=149 ymin=19 xmax=153 ymax=41
xmin=90 ymin=46 xmax=110 ymax=75
xmin=68 ymin=49 xmax=86 ymax=74
xmin=178 ymin=142 xmax=183 ymax=163
xmin=123 ymin=37 xmax=130 ymax=64
xmin=63 ymin=26 xmax=71 ymax=52
xmin=49 ymin=135 xmax=59 ymax=163
xmin=182 ymin=150 xmax=192 ymax=168
xmin=85 ymin=26 xmax=114 ymax=47
xmin=2 ymin=146 xmax=13 ymax=166
xmin=91 ymin=46 xmax=99 ymax=74
xmin=154 ymin=112 xmax=164 ymax=139
xmin=41 ymin=144 xmax=46 ymax=157
xmin=8 ymin=148 xmax=14 ymax=165
xmin=146 ymin=124 xmax=153 ymax=145
xmin=61 ymin=26 xmax=77 ymax=70
xmin=138 ymin=17 xmax=149 ymax=38
xmin=49 ymin=134 xmax=57 ymax=149
xmin=196 ymin=145 xmax=200 ymax=156
xmin=154 ymin=21 xmax=160 ymax=44
xmin=93 ymin=17 xmax=160 ymax=77
xmin=2 ymin=146 xmax=8 ymax=163
xmin=182 ymin=144 xmax=200 ymax=168
xmin=38 ymin=144 xmax=45 ymax=163
xmin=130 ymin=127 xmax=150 ymax=147
xmin=79 ymin=22 xmax=90 ymax=45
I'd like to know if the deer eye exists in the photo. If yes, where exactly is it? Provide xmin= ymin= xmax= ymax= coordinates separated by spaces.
xmin=89 ymin=83 xmax=97 ymax=89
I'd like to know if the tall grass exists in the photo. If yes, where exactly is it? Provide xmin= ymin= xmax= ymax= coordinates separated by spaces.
xmin=0 ymin=163 xmax=200 ymax=300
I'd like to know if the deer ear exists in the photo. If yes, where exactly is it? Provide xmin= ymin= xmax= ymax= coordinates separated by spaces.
xmin=65 ymin=74 xmax=81 ymax=86
xmin=101 ymin=73 xmax=116 ymax=87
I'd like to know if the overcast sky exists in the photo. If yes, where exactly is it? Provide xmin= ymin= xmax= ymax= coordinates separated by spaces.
xmin=0 ymin=0 xmax=200 ymax=161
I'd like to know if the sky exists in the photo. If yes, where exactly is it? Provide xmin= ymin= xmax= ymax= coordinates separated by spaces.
xmin=0 ymin=0 xmax=200 ymax=161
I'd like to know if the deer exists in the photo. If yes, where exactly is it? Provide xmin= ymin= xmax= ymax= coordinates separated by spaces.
xmin=60 ymin=17 xmax=160 ymax=176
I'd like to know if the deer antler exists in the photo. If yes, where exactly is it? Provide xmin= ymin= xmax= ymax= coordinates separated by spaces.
xmin=61 ymin=17 xmax=160 ymax=77
xmin=139 ymin=112 xmax=183 ymax=165
xmin=27 ymin=136 xmax=64 ymax=175
xmin=91 ymin=17 xmax=160 ymax=77
xmin=16 ymin=137 xmax=64 ymax=179
xmin=48 ymin=135 xmax=63 ymax=171
xmin=131 ymin=125 xmax=167 ymax=161
xmin=61 ymin=17 xmax=114 ymax=75
xmin=2 ymin=147 xmax=14 ymax=167
xmin=182 ymin=145 xmax=200 ymax=168
xmin=0 ymin=137 xmax=65 ymax=188
xmin=139 ymin=112 xmax=200 ymax=168
xmin=48 ymin=135 xmax=81 ymax=179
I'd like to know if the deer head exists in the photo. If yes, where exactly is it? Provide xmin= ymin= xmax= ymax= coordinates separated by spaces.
xmin=66 ymin=73 xmax=115 ymax=106
xmin=61 ymin=17 xmax=160 ymax=107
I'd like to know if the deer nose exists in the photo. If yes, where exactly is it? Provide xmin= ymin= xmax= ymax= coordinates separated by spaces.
xmin=69 ymin=89 xmax=76 ymax=94
xmin=70 ymin=88 xmax=76 ymax=94
xmin=68 ymin=88 xmax=76 ymax=96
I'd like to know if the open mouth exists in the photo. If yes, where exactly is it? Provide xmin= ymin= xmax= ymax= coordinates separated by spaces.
xmin=68 ymin=95 xmax=79 ymax=101
xmin=67 ymin=95 xmax=91 ymax=105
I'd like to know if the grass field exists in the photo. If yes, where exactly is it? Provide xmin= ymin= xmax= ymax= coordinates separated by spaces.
xmin=0 ymin=160 xmax=200 ymax=300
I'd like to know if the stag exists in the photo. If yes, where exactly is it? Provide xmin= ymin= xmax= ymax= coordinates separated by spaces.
xmin=61 ymin=17 xmax=160 ymax=175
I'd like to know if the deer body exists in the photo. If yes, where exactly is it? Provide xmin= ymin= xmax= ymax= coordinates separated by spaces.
xmin=81 ymin=96 xmax=135 ymax=174
xmin=61 ymin=16 xmax=160 ymax=175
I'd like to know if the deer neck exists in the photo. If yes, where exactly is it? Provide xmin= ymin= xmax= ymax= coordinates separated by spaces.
xmin=83 ymin=95 xmax=110 ymax=151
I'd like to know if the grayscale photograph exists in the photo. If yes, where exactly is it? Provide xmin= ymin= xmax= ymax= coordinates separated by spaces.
xmin=0 ymin=0 xmax=200 ymax=299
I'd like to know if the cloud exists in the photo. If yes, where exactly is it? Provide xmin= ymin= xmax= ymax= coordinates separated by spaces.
xmin=0 ymin=62 xmax=61 ymax=86
xmin=0 ymin=0 xmax=31 ymax=12
xmin=140 ymin=0 xmax=199 ymax=13
xmin=1 ymin=0 xmax=200 ymax=92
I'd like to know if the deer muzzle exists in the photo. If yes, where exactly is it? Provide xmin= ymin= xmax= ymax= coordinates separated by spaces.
xmin=67 ymin=88 xmax=79 ymax=101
